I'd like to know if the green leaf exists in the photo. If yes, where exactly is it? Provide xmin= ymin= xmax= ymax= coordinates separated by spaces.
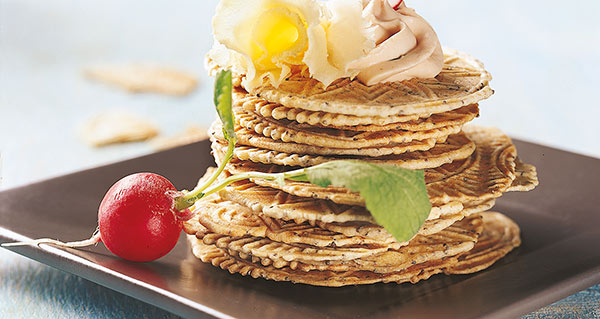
xmin=214 ymin=69 xmax=236 ymax=144
xmin=304 ymin=160 xmax=431 ymax=242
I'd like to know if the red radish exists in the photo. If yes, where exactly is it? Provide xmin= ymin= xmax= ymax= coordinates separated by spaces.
xmin=98 ymin=173 xmax=184 ymax=262
xmin=3 ymin=172 xmax=189 ymax=262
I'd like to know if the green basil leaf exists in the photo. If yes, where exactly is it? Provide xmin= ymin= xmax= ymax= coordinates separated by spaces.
xmin=304 ymin=160 xmax=431 ymax=242
xmin=214 ymin=69 xmax=236 ymax=144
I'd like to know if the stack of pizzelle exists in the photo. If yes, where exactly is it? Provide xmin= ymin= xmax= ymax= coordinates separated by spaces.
xmin=183 ymin=49 xmax=539 ymax=286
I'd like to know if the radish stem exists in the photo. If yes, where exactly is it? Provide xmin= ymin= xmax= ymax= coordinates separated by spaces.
xmin=174 ymin=139 xmax=235 ymax=211
xmin=202 ymin=168 xmax=308 ymax=197
xmin=174 ymin=165 xmax=309 ymax=211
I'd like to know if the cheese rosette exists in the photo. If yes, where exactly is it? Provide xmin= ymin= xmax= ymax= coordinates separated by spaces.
xmin=349 ymin=0 xmax=444 ymax=85
xmin=209 ymin=0 xmax=371 ymax=90
xmin=208 ymin=0 xmax=443 ymax=89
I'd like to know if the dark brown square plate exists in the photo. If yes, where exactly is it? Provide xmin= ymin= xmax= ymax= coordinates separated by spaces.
xmin=1 ymin=139 xmax=599 ymax=319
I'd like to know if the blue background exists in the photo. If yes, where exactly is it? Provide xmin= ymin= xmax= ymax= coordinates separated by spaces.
xmin=1 ymin=0 xmax=598 ymax=317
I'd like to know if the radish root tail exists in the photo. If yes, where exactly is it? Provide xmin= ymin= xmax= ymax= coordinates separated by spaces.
xmin=1 ymin=227 xmax=102 ymax=248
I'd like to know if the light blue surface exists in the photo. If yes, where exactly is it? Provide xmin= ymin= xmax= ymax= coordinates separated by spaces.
xmin=0 ymin=250 xmax=182 ymax=319
xmin=1 ymin=0 xmax=598 ymax=318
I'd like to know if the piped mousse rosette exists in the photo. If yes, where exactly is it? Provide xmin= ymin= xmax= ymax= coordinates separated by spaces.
xmin=185 ymin=0 xmax=539 ymax=286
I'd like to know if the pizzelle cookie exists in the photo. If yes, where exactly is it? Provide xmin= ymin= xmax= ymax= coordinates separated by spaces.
xmin=314 ymin=199 xmax=494 ymax=242
xmin=216 ymin=179 xmax=462 ymax=225
xmin=210 ymin=131 xmax=476 ymax=169
xmin=507 ymin=158 xmax=539 ymax=192
xmin=235 ymin=89 xmax=480 ymax=131
xmin=210 ymin=121 xmax=445 ymax=157
xmin=446 ymin=212 xmax=521 ymax=274
xmin=187 ymin=211 xmax=520 ymax=286
xmin=189 ymin=236 xmax=449 ymax=286
xmin=214 ymin=177 xmax=496 ymax=238
xmin=184 ymin=194 xmax=399 ymax=247
xmin=234 ymin=88 xmax=423 ymax=126
xmin=234 ymin=105 xmax=462 ymax=148
xmin=81 ymin=111 xmax=159 ymax=147
xmin=84 ymin=65 xmax=197 ymax=96
xmin=243 ymin=49 xmax=493 ymax=117
xmin=188 ymin=186 xmax=493 ymax=247
xmin=216 ymin=126 xmax=535 ymax=207
xmin=184 ymin=164 xmax=498 ymax=243
xmin=201 ymin=231 xmax=390 ymax=263
xmin=191 ymin=215 xmax=482 ymax=273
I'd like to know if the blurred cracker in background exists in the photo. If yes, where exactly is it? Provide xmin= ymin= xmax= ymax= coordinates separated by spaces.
xmin=81 ymin=110 xmax=159 ymax=147
xmin=84 ymin=65 xmax=198 ymax=96
xmin=151 ymin=125 xmax=209 ymax=150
